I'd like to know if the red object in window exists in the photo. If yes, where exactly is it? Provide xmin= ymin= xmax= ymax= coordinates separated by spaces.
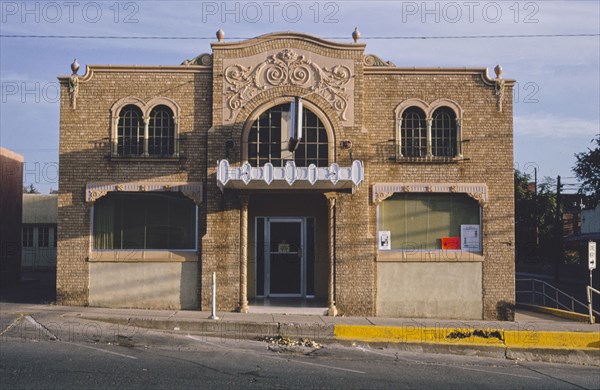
xmin=442 ymin=237 xmax=461 ymax=250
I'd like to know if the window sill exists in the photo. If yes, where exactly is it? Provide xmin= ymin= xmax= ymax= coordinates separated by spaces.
xmin=395 ymin=156 xmax=467 ymax=163
xmin=88 ymin=250 xmax=198 ymax=262
xmin=107 ymin=155 xmax=186 ymax=162
xmin=376 ymin=250 xmax=483 ymax=262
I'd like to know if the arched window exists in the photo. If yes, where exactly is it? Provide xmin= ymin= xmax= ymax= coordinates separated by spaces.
xmin=149 ymin=105 xmax=175 ymax=156
xmin=117 ymin=105 xmax=143 ymax=156
xmin=247 ymin=103 xmax=329 ymax=167
xmin=432 ymin=107 xmax=458 ymax=157
xmin=400 ymin=107 xmax=427 ymax=158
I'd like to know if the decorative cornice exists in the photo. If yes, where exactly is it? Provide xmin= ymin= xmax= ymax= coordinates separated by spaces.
xmin=363 ymin=66 xmax=516 ymax=87
xmin=58 ymin=65 xmax=211 ymax=84
xmin=211 ymin=31 xmax=366 ymax=51
xmin=372 ymin=182 xmax=489 ymax=206
xmin=86 ymin=182 xmax=203 ymax=205
xmin=363 ymin=54 xmax=395 ymax=67
xmin=223 ymin=49 xmax=353 ymax=124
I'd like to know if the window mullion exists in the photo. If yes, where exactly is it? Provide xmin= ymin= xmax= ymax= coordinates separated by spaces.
xmin=143 ymin=115 xmax=150 ymax=157
xmin=426 ymin=117 xmax=433 ymax=158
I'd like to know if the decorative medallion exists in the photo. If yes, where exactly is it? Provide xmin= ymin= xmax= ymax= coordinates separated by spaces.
xmin=223 ymin=49 xmax=352 ymax=123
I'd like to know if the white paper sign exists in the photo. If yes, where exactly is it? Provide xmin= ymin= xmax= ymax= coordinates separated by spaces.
xmin=589 ymin=241 xmax=596 ymax=271
xmin=461 ymin=225 xmax=481 ymax=252
xmin=379 ymin=231 xmax=391 ymax=250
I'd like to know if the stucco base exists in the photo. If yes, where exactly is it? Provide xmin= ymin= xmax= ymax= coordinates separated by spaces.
xmin=89 ymin=262 xmax=198 ymax=309
xmin=376 ymin=262 xmax=483 ymax=319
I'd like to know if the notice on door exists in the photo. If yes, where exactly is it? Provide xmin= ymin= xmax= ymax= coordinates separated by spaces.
xmin=461 ymin=225 xmax=481 ymax=252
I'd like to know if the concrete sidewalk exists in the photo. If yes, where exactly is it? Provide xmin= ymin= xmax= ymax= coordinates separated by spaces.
xmin=2 ymin=302 xmax=599 ymax=365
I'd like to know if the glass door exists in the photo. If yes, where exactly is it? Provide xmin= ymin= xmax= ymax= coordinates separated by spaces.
xmin=266 ymin=218 xmax=304 ymax=297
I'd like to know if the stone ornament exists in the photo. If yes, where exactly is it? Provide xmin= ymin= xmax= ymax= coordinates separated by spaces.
xmin=352 ymin=27 xmax=361 ymax=43
xmin=69 ymin=59 xmax=80 ymax=110
xmin=216 ymin=29 xmax=225 ymax=42
xmin=467 ymin=192 xmax=488 ymax=207
xmin=181 ymin=53 xmax=213 ymax=66
xmin=494 ymin=64 xmax=505 ymax=112
xmin=363 ymin=54 xmax=395 ymax=67
xmin=374 ymin=191 xmax=394 ymax=204
xmin=88 ymin=189 xmax=107 ymax=204
xmin=223 ymin=49 xmax=352 ymax=122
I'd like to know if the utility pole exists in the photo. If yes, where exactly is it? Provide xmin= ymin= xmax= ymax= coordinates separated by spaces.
xmin=534 ymin=167 xmax=539 ymax=261
xmin=555 ymin=175 xmax=562 ymax=282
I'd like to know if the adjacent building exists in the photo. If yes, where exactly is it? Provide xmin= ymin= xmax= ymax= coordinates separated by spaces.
xmin=0 ymin=147 xmax=24 ymax=286
xmin=22 ymin=194 xmax=58 ymax=270
xmin=58 ymin=31 xmax=516 ymax=320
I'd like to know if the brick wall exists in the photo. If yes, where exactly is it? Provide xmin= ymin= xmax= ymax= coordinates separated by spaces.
xmin=57 ymin=68 xmax=212 ymax=305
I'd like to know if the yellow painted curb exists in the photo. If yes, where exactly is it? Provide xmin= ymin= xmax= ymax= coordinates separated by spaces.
xmin=334 ymin=325 xmax=504 ymax=347
xmin=504 ymin=330 xmax=600 ymax=349
xmin=334 ymin=325 xmax=600 ymax=350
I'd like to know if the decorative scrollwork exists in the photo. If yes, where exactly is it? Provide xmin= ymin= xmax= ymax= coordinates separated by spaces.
xmin=468 ymin=192 xmax=488 ymax=207
xmin=181 ymin=53 xmax=213 ymax=66
xmin=87 ymin=189 xmax=107 ymax=204
xmin=223 ymin=49 xmax=352 ymax=122
xmin=374 ymin=191 xmax=394 ymax=204
xmin=363 ymin=54 xmax=395 ymax=67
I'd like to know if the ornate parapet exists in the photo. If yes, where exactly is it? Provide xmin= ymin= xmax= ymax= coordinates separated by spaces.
xmin=217 ymin=160 xmax=364 ymax=192
xmin=85 ymin=182 xmax=203 ymax=205
xmin=372 ymin=182 xmax=488 ymax=206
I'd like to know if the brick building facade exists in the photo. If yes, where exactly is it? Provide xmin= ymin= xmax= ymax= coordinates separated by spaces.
xmin=58 ymin=31 xmax=515 ymax=320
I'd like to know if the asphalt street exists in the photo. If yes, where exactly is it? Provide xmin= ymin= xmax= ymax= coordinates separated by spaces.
xmin=1 ymin=320 xmax=599 ymax=390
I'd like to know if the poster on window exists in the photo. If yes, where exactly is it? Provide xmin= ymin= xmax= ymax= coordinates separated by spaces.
xmin=379 ymin=231 xmax=391 ymax=250
xmin=461 ymin=225 xmax=481 ymax=252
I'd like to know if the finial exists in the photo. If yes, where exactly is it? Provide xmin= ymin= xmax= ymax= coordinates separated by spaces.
xmin=216 ymin=29 xmax=225 ymax=42
xmin=352 ymin=27 xmax=360 ymax=43
xmin=71 ymin=59 xmax=80 ymax=75
xmin=494 ymin=64 xmax=503 ymax=79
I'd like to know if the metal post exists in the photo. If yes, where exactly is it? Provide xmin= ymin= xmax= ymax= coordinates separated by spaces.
xmin=209 ymin=272 xmax=219 ymax=320
xmin=542 ymin=283 xmax=546 ymax=306
xmin=590 ymin=272 xmax=594 ymax=324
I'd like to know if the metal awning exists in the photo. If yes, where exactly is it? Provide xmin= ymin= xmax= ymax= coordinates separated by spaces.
xmin=216 ymin=160 xmax=364 ymax=192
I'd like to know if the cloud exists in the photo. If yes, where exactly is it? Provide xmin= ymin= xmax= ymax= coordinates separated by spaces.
xmin=515 ymin=114 xmax=600 ymax=138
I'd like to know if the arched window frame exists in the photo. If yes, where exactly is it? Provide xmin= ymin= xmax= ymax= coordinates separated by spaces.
xmin=148 ymin=105 xmax=176 ymax=157
xmin=395 ymin=99 xmax=463 ymax=160
xmin=116 ymin=104 xmax=144 ymax=157
xmin=241 ymin=97 xmax=336 ymax=167
xmin=110 ymin=97 xmax=180 ymax=158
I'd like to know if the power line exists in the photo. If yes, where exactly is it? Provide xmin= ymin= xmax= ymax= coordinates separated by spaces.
xmin=1 ymin=33 xmax=599 ymax=40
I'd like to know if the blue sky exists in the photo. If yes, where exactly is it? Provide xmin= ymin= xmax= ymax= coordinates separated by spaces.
xmin=1 ymin=0 xmax=598 ymax=193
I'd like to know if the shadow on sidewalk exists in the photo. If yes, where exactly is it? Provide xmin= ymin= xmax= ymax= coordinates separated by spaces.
xmin=0 ymin=270 xmax=56 ymax=304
